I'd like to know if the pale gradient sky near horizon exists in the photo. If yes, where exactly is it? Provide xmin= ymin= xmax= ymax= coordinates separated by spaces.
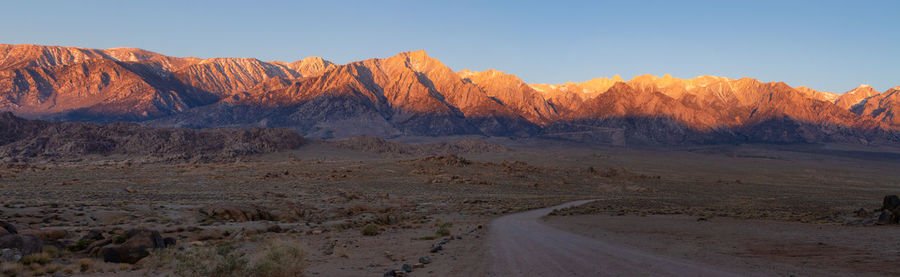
xmin=1 ymin=0 xmax=898 ymax=93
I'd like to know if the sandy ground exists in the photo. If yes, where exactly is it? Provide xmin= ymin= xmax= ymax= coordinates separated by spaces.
xmin=489 ymin=200 xmax=743 ymax=277
xmin=301 ymin=213 xmax=489 ymax=276
xmin=544 ymin=213 xmax=900 ymax=276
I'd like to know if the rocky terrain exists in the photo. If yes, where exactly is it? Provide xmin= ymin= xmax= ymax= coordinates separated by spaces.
xmin=0 ymin=112 xmax=305 ymax=163
xmin=0 ymin=134 xmax=897 ymax=276
xmin=2 ymin=44 xmax=900 ymax=144
xmin=330 ymin=136 xmax=508 ymax=155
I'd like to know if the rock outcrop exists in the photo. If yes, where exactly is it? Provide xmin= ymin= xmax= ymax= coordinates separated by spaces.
xmin=100 ymin=229 xmax=168 ymax=264
xmin=0 ymin=234 xmax=43 ymax=256
xmin=0 ymin=112 xmax=305 ymax=162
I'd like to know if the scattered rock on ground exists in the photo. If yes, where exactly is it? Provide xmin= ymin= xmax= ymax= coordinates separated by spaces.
xmin=419 ymin=256 xmax=432 ymax=264
xmin=383 ymin=269 xmax=407 ymax=277
xmin=200 ymin=204 xmax=276 ymax=222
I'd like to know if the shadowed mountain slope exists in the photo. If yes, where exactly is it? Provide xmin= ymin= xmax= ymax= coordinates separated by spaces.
xmin=0 ymin=111 xmax=304 ymax=162
xmin=1 ymin=44 xmax=898 ymax=144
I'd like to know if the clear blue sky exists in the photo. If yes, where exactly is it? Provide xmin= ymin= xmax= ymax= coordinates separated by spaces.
xmin=1 ymin=0 xmax=898 ymax=93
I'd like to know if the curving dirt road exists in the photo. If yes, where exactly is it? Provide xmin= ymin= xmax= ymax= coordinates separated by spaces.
xmin=488 ymin=200 xmax=744 ymax=277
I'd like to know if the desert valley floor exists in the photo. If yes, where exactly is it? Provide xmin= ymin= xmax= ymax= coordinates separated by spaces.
xmin=2 ymin=137 xmax=900 ymax=276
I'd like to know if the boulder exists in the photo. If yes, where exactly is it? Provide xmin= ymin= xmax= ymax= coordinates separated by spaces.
xmin=163 ymin=237 xmax=177 ymax=247
xmin=86 ymin=239 xmax=112 ymax=255
xmin=266 ymin=224 xmax=283 ymax=233
xmin=418 ymin=256 xmax=432 ymax=264
xmin=100 ymin=229 xmax=165 ymax=264
xmin=854 ymin=208 xmax=870 ymax=217
xmin=101 ymin=244 xmax=150 ymax=264
xmin=0 ymin=234 xmax=43 ymax=256
xmin=124 ymin=229 xmax=165 ymax=248
xmin=0 ymin=220 xmax=17 ymax=235
xmin=876 ymin=210 xmax=896 ymax=225
xmin=383 ymin=270 xmax=407 ymax=277
xmin=882 ymin=195 xmax=900 ymax=211
xmin=1 ymin=248 xmax=22 ymax=262
xmin=893 ymin=208 xmax=900 ymax=224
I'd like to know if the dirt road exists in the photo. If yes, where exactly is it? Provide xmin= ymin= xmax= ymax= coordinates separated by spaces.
xmin=487 ymin=200 xmax=744 ymax=276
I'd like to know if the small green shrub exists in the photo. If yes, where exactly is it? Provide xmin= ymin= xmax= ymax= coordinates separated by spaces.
xmin=20 ymin=252 xmax=51 ymax=265
xmin=249 ymin=239 xmax=306 ymax=277
xmin=0 ymin=263 xmax=22 ymax=277
xmin=111 ymin=233 xmax=129 ymax=244
xmin=43 ymin=264 xmax=63 ymax=274
xmin=172 ymin=239 xmax=306 ymax=277
xmin=77 ymin=258 xmax=96 ymax=273
xmin=175 ymin=243 xmax=248 ymax=277
xmin=44 ymin=246 xmax=60 ymax=258
xmin=436 ymin=222 xmax=452 ymax=237
xmin=66 ymin=239 xmax=95 ymax=252
xmin=361 ymin=223 xmax=379 ymax=236
xmin=142 ymin=248 xmax=178 ymax=274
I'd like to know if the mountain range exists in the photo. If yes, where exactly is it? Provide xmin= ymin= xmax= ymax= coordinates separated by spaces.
xmin=1 ymin=44 xmax=899 ymax=145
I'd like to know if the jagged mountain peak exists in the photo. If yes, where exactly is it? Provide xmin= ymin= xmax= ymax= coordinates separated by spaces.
xmin=385 ymin=50 xmax=443 ymax=72
xmin=836 ymin=84 xmax=881 ymax=109
xmin=290 ymin=56 xmax=334 ymax=77
xmin=0 ymin=43 xmax=108 ymax=70
xmin=398 ymin=49 xmax=430 ymax=59
xmin=848 ymin=84 xmax=878 ymax=93
xmin=853 ymin=85 xmax=900 ymax=127
xmin=198 ymin=57 xmax=264 ymax=65
xmin=458 ymin=69 xmax=523 ymax=83
xmin=1 ymin=43 xmax=899 ymax=143
xmin=795 ymin=86 xmax=838 ymax=102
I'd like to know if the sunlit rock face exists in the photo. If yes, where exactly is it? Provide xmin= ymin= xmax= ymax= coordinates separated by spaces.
xmin=853 ymin=86 xmax=900 ymax=128
xmin=0 ymin=44 xmax=897 ymax=143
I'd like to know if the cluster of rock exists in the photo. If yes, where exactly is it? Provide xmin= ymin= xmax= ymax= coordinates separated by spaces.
xmin=200 ymin=203 xmax=277 ymax=222
xmin=332 ymin=136 xmax=509 ymax=155
xmin=0 ymin=112 xmax=305 ymax=163
xmin=0 ymin=219 xmax=174 ymax=264
xmin=98 ymin=229 xmax=175 ymax=264
xmin=383 ymin=224 xmax=482 ymax=277
xmin=413 ymin=155 xmax=473 ymax=167
xmin=0 ymin=220 xmax=42 ymax=262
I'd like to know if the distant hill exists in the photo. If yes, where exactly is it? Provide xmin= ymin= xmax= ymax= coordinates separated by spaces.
xmin=0 ymin=111 xmax=304 ymax=162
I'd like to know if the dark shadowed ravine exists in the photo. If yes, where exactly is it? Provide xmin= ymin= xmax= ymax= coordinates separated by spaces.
xmin=488 ymin=200 xmax=744 ymax=277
